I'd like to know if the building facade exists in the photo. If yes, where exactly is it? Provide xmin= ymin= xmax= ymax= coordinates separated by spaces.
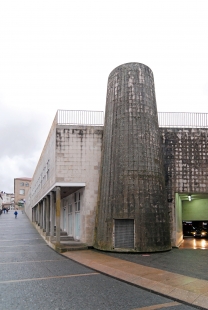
xmin=0 ymin=192 xmax=14 ymax=210
xmin=14 ymin=178 xmax=32 ymax=210
xmin=25 ymin=63 xmax=208 ymax=252
xmin=25 ymin=110 xmax=103 ymax=246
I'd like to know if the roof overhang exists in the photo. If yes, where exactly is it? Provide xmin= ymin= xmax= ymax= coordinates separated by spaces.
xmin=32 ymin=182 xmax=86 ymax=206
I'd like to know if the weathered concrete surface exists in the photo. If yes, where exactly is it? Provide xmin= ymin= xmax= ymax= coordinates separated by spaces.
xmin=94 ymin=63 xmax=171 ymax=252
xmin=161 ymin=128 xmax=208 ymax=195
xmin=160 ymin=128 xmax=208 ymax=246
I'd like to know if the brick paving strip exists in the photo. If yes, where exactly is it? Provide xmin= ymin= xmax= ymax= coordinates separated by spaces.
xmin=132 ymin=301 xmax=180 ymax=309
xmin=63 ymin=250 xmax=208 ymax=309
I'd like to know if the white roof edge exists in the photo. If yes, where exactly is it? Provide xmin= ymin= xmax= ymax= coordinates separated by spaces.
xmin=31 ymin=182 xmax=86 ymax=207
xmin=55 ymin=182 xmax=86 ymax=187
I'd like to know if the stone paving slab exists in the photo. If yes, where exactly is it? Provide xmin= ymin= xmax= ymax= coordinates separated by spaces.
xmin=63 ymin=250 xmax=208 ymax=309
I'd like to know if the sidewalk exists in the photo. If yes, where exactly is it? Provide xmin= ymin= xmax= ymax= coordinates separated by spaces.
xmin=2 ymin=211 xmax=195 ymax=310
xmin=63 ymin=249 xmax=208 ymax=309
xmin=9 ymin=210 xmax=208 ymax=309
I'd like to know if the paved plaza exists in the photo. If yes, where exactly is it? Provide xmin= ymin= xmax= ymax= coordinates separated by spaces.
xmin=0 ymin=210 xmax=205 ymax=310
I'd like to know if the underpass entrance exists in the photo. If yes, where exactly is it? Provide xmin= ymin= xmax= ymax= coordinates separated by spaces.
xmin=175 ymin=193 xmax=208 ymax=249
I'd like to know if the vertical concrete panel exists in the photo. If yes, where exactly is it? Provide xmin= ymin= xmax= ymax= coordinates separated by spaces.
xmin=50 ymin=192 xmax=55 ymax=237
xmin=175 ymin=193 xmax=183 ymax=247
xmin=56 ymin=187 xmax=61 ymax=244
xmin=43 ymin=199 xmax=46 ymax=231
xmin=94 ymin=62 xmax=171 ymax=252
xmin=46 ymin=196 xmax=50 ymax=235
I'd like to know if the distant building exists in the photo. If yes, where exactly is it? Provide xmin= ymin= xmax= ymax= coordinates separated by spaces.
xmin=0 ymin=192 xmax=14 ymax=210
xmin=14 ymin=178 xmax=32 ymax=210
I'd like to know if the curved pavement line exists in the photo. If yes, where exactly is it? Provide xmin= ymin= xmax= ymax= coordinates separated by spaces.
xmin=63 ymin=250 xmax=208 ymax=310
xmin=0 ymin=272 xmax=99 ymax=284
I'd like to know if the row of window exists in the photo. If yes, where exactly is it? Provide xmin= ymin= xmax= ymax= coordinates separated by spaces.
xmin=32 ymin=159 xmax=50 ymax=197
xmin=68 ymin=202 xmax=80 ymax=213
xmin=64 ymin=193 xmax=81 ymax=213
xmin=74 ymin=192 xmax=80 ymax=212
xmin=20 ymin=182 xmax=29 ymax=187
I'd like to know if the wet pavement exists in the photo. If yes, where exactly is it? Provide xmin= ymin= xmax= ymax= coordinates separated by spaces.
xmin=180 ymin=237 xmax=208 ymax=249
xmin=0 ymin=211 xmax=206 ymax=310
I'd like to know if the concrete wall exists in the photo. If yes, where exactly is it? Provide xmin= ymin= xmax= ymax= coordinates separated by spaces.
xmin=56 ymin=125 xmax=103 ymax=244
xmin=160 ymin=128 xmax=208 ymax=245
xmin=25 ymin=118 xmax=57 ymax=220
xmin=161 ymin=128 xmax=208 ymax=195
xmin=25 ymin=122 xmax=103 ymax=245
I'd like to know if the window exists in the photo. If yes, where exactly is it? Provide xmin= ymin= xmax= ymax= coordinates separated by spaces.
xmin=75 ymin=192 xmax=80 ymax=212
xmin=20 ymin=182 xmax=24 ymax=186
xmin=69 ymin=204 xmax=72 ymax=213
xmin=19 ymin=189 xmax=25 ymax=195
xmin=25 ymin=183 xmax=29 ymax=187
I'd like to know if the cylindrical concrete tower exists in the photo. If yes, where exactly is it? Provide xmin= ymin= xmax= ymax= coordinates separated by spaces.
xmin=94 ymin=62 xmax=171 ymax=252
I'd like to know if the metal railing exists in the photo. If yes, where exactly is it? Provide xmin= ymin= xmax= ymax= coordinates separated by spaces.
xmin=158 ymin=112 xmax=208 ymax=128
xmin=56 ymin=110 xmax=104 ymax=126
xmin=55 ymin=110 xmax=208 ymax=128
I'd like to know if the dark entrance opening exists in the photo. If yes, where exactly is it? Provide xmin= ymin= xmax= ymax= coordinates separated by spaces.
xmin=183 ymin=221 xmax=208 ymax=238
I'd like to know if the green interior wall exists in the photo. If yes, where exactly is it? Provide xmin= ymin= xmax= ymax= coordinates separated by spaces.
xmin=182 ymin=199 xmax=208 ymax=221
xmin=175 ymin=193 xmax=183 ymax=246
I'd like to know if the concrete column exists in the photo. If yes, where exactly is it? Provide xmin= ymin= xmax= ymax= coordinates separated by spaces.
xmin=46 ymin=196 xmax=50 ymax=235
xmin=32 ymin=208 xmax=34 ymax=222
xmin=56 ymin=187 xmax=61 ymax=244
xmin=50 ymin=192 xmax=55 ymax=237
xmin=43 ymin=198 xmax=46 ymax=231
xmin=32 ymin=207 xmax=35 ymax=222
xmin=40 ymin=201 xmax=43 ymax=229
xmin=38 ymin=202 xmax=41 ymax=226
xmin=36 ymin=207 xmax=38 ymax=223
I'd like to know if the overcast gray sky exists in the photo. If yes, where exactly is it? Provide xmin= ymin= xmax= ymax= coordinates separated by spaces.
xmin=1 ymin=0 xmax=208 ymax=193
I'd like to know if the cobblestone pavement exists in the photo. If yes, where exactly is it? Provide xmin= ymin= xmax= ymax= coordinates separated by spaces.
xmin=0 ymin=211 xmax=199 ymax=310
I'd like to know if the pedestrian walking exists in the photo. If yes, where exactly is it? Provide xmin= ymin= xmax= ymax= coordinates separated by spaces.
xmin=14 ymin=210 xmax=18 ymax=219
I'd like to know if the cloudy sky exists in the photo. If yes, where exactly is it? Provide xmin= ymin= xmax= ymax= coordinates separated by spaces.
xmin=0 ymin=0 xmax=208 ymax=193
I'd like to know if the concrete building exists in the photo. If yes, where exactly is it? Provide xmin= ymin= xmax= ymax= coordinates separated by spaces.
xmin=14 ymin=177 xmax=32 ymax=210
xmin=25 ymin=63 xmax=208 ymax=252
xmin=25 ymin=110 xmax=103 ymax=248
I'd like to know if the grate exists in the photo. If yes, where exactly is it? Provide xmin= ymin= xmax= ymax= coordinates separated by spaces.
xmin=114 ymin=219 xmax=134 ymax=249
